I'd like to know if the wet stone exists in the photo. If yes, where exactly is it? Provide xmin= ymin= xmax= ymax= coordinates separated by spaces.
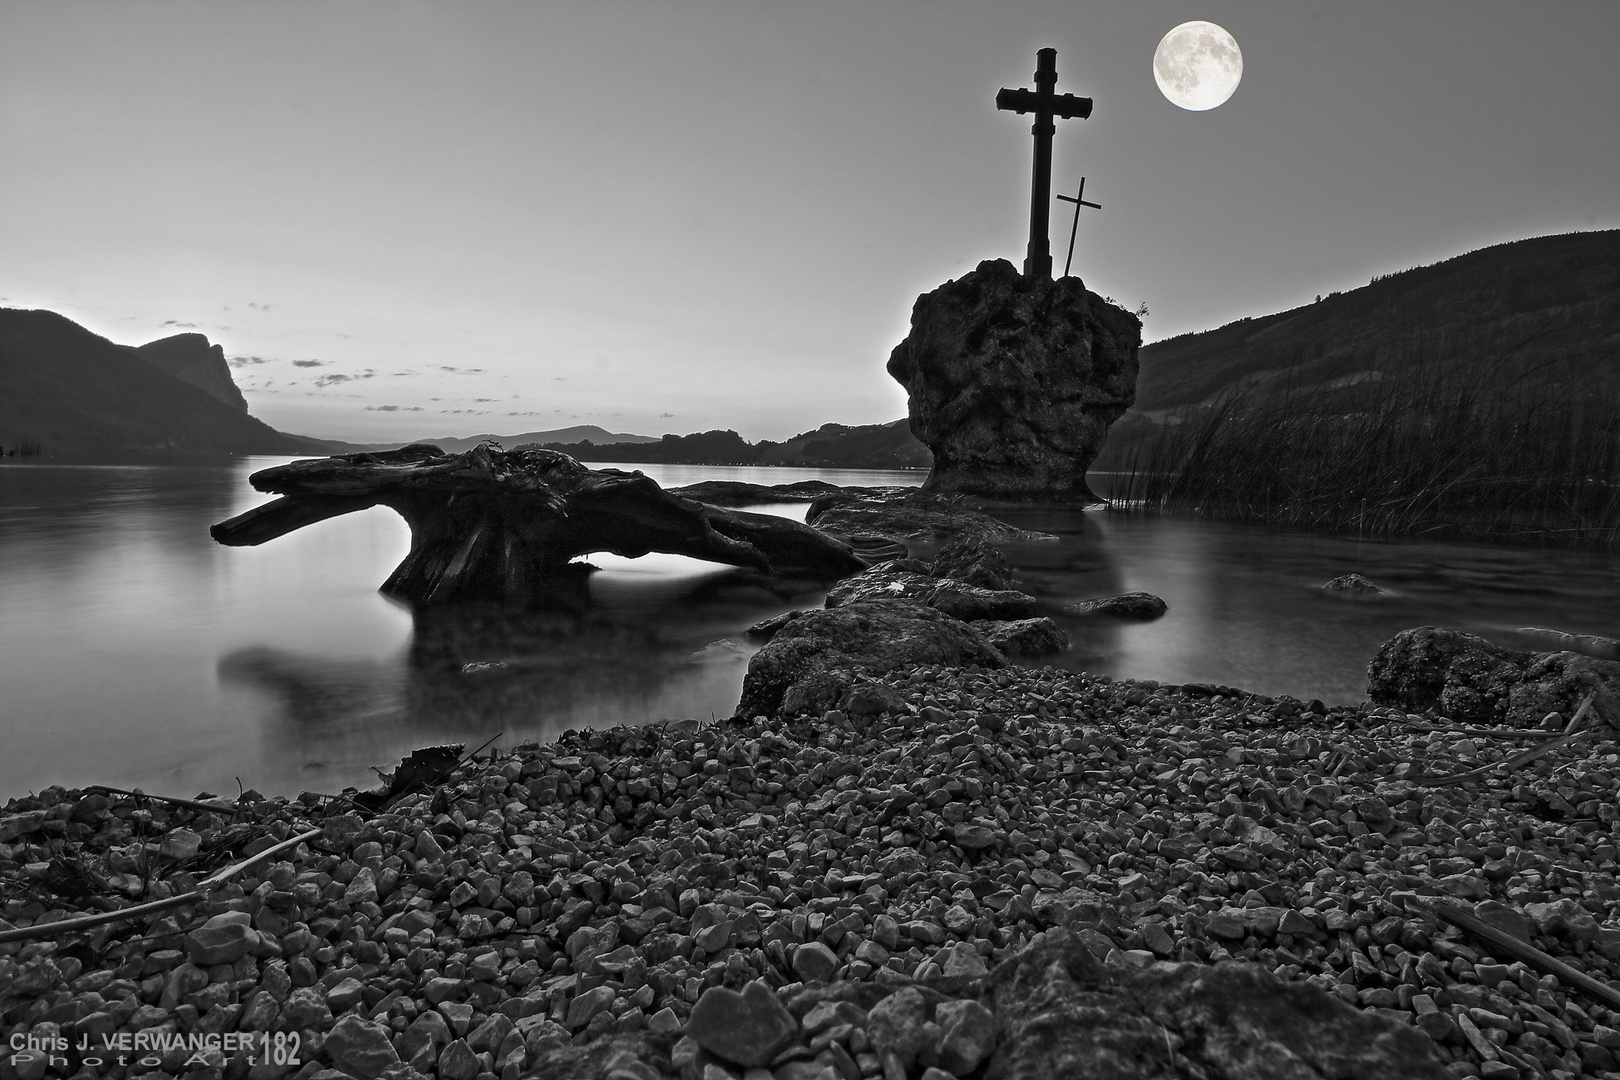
xmin=686 ymin=979 xmax=799 ymax=1068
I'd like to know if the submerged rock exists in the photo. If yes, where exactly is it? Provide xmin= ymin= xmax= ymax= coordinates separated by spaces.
xmin=1064 ymin=592 xmax=1168 ymax=619
xmin=1323 ymin=573 xmax=1383 ymax=596
xmin=886 ymin=258 xmax=1140 ymax=502
xmin=825 ymin=570 xmax=1038 ymax=622
xmin=808 ymin=490 xmax=1057 ymax=546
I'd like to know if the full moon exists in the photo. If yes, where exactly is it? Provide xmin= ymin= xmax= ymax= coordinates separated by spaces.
xmin=1153 ymin=21 xmax=1242 ymax=111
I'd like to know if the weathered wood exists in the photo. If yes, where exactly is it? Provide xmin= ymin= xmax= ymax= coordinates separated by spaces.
xmin=1402 ymin=893 xmax=1620 ymax=1011
xmin=211 ymin=443 xmax=870 ymax=606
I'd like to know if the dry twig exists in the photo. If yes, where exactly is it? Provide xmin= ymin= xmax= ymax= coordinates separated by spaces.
xmin=1423 ymin=692 xmax=1598 ymax=787
xmin=85 ymin=785 xmax=241 ymax=815
xmin=0 ymin=828 xmax=323 ymax=946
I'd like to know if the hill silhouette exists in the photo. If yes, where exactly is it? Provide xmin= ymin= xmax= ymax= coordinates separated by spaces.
xmin=528 ymin=419 xmax=929 ymax=470
xmin=0 ymin=309 xmax=337 ymax=458
xmin=1128 ymin=230 xmax=1620 ymax=419
xmin=1104 ymin=231 xmax=1620 ymax=545
xmin=397 ymin=426 xmax=660 ymax=456
xmin=756 ymin=419 xmax=929 ymax=469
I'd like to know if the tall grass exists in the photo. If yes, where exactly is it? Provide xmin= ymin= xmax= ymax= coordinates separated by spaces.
xmin=1111 ymin=337 xmax=1620 ymax=546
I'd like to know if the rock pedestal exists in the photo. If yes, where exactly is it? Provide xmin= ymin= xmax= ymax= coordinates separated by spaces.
xmin=886 ymin=258 xmax=1140 ymax=502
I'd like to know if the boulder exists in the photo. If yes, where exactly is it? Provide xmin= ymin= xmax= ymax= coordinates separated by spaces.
xmin=979 ymin=617 xmax=1068 ymax=657
xmin=825 ymin=570 xmax=1038 ymax=622
xmin=886 ymin=258 xmax=1140 ymax=501
xmin=1366 ymin=625 xmax=1620 ymax=725
xmin=736 ymin=600 xmax=1006 ymax=719
xmin=1064 ymin=592 xmax=1167 ymax=620
xmin=980 ymin=928 xmax=1447 ymax=1079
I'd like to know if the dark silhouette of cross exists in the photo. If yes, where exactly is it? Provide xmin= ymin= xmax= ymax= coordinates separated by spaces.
xmin=996 ymin=48 xmax=1093 ymax=279
xmin=1056 ymin=176 xmax=1101 ymax=279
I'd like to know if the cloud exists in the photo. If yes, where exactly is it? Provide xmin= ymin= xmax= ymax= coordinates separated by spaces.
xmin=162 ymin=320 xmax=200 ymax=328
xmin=314 ymin=374 xmax=351 ymax=387
xmin=247 ymin=302 xmax=272 ymax=311
xmin=365 ymin=404 xmax=424 ymax=412
xmin=437 ymin=365 xmax=487 ymax=375
xmin=229 ymin=355 xmax=270 ymax=367
xmin=660 ymin=412 xmax=675 ymax=417
xmin=474 ymin=398 xmax=495 ymax=402
xmin=292 ymin=359 xmax=327 ymax=368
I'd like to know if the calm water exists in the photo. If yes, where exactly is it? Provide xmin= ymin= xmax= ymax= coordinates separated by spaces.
xmin=2 ymin=458 xmax=1616 ymax=800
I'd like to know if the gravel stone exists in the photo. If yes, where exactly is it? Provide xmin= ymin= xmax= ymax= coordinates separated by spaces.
xmin=686 ymin=978 xmax=799 ymax=1067
xmin=6 ymin=650 xmax=1619 ymax=1080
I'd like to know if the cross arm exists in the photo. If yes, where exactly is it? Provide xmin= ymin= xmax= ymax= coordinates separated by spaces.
xmin=995 ymin=88 xmax=1093 ymax=119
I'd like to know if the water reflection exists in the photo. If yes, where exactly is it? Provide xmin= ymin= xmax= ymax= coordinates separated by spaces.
xmin=992 ymin=506 xmax=1620 ymax=704
xmin=4 ymin=457 xmax=1618 ymax=801
xmin=215 ymin=559 xmax=830 ymax=794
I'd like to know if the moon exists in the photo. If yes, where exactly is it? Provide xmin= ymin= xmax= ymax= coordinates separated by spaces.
xmin=1154 ymin=21 xmax=1243 ymax=111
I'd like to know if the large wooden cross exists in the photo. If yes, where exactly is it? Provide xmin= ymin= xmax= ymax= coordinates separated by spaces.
xmin=996 ymin=48 xmax=1093 ymax=279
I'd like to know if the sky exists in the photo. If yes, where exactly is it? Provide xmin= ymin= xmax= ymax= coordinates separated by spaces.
xmin=2 ymin=2 xmax=1617 ymax=444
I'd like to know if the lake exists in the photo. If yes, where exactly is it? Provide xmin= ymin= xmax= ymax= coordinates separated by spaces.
xmin=2 ymin=457 xmax=1616 ymax=801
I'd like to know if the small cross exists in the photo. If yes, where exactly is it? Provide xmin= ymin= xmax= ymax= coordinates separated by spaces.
xmin=996 ymin=48 xmax=1093 ymax=279
xmin=1056 ymin=176 xmax=1101 ymax=279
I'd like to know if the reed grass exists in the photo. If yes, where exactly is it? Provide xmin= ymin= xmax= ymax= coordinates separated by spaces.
xmin=1109 ymin=337 xmax=1620 ymax=547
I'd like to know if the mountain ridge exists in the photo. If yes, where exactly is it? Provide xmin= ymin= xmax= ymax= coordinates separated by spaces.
xmin=0 ymin=308 xmax=341 ymax=458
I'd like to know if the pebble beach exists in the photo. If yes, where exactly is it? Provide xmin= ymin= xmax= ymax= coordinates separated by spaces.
xmin=4 ymin=664 xmax=1619 ymax=1080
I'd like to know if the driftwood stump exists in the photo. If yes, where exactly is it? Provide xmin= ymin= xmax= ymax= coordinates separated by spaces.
xmin=210 ymin=444 xmax=870 ymax=606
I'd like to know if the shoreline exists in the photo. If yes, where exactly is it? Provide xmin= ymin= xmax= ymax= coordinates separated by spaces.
xmin=4 ymin=664 xmax=1618 ymax=1079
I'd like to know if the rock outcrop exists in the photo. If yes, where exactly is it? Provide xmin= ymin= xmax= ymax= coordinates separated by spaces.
xmin=886 ymin=258 xmax=1140 ymax=501
xmin=134 ymin=332 xmax=248 ymax=412
xmin=736 ymin=599 xmax=1006 ymax=719
xmin=1366 ymin=625 xmax=1620 ymax=725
